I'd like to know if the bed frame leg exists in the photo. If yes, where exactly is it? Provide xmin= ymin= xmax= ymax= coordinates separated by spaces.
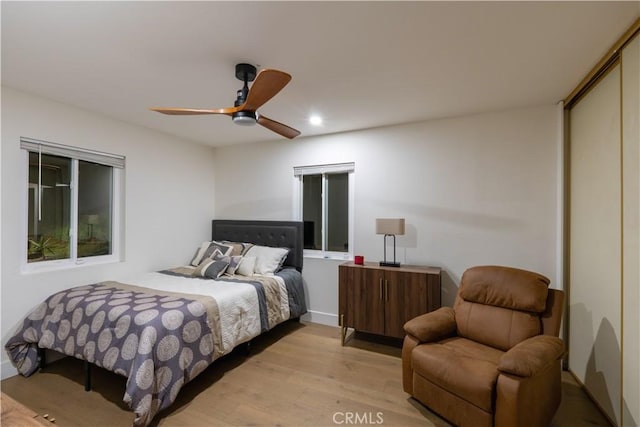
xmin=242 ymin=341 xmax=251 ymax=356
xmin=84 ymin=360 xmax=92 ymax=392
xmin=37 ymin=347 xmax=46 ymax=370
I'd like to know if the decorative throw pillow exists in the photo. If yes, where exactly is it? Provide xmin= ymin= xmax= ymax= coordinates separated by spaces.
xmin=225 ymin=255 xmax=244 ymax=275
xmin=212 ymin=250 xmax=230 ymax=263
xmin=190 ymin=242 xmax=211 ymax=266
xmin=193 ymin=257 xmax=229 ymax=279
xmin=241 ymin=243 xmax=255 ymax=255
xmin=236 ymin=256 xmax=256 ymax=276
xmin=202 ymin=240 xmax=233 ymax=259
xmin=190 ymin=240 xmax=233 ymax=266
xmin=244 ymin=245 xmax=289 ymax=275
xmin=222 ymin=241 xmax=255 ymax=256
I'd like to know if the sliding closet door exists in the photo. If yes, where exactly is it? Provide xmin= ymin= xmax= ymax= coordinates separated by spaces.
xmin=569 ymin=63 xmax=622 ymax=424
xmin=622 ymin=33 xmax=639 ymax=427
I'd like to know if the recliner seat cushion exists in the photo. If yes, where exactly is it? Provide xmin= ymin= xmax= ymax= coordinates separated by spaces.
xmin=437 ymin=336 xmax=504 ymax=364
xmin=412 ymin=338 xmax=503 ymax=412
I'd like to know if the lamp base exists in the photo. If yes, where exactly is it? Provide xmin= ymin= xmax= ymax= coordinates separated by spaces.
xmin=379 ymin=261 xmax=401 ymax=268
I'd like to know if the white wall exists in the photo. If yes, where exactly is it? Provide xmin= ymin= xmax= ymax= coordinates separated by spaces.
xmin=214 ymin=105 xmax=561 ymax=325
xmin=1 ymin=87 xmax=216 ymax=378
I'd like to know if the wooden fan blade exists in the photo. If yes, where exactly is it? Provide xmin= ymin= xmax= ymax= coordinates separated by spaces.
xmin=150 ymin=106 xmax=241 ymax=115
xmin=242 ymin=69 xmax=292 ymax=111
xmin=258 ymin=115 xmax=300 ymax=139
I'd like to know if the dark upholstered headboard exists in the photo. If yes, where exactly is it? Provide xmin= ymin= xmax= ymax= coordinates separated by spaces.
xmin=212 ymin=220 xmax=304 ymax=272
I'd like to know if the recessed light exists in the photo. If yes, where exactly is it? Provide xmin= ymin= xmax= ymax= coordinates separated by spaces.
xmin=309 ymin=115 xmax=323 ymax=126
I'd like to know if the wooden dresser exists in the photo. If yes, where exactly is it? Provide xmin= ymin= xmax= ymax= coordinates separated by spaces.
xmin=338 ymin=261 xmax=441 ymax=344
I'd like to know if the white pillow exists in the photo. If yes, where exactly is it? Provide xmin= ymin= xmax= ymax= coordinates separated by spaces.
xmin=236 ymin=256 xmax=256 ymax=276
xmin=245 ymin=245 xmax=289 ymax=275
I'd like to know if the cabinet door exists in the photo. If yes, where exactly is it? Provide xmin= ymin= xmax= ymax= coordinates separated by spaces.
xmin=385 ymin=270 xmax=428 ymax=338
xmin=352 ymin=267 xmax=385 ymax=335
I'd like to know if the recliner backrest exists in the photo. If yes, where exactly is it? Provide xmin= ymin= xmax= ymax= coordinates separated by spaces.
xmin=454 ymin=266 xmax=551 ymax=351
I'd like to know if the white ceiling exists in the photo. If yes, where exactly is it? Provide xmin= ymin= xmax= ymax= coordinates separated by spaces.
xmin=2 ymin=1 xmax=638 ymax=147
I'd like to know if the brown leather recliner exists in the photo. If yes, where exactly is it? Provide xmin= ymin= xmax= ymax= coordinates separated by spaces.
xmin=402 ymin=266 xmax=565 ymax=427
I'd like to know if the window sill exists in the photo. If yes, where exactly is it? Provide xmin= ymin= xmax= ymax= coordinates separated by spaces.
xmin=21 ymin=255 xmax=120 ymax=275
xmin=303 ymin=251 xmax=352 ymax=261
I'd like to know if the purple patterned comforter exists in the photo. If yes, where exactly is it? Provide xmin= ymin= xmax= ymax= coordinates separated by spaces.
xmin=5 ymin=271 xmax=288 ymax=426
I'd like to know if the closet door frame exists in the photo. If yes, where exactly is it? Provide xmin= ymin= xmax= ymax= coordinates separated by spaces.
xmin=564 ymin=19 xmax=639 ymax=427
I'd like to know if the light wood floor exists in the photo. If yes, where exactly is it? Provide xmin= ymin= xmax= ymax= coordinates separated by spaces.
xmin=1 ymin=321 xmax=611 ymax=427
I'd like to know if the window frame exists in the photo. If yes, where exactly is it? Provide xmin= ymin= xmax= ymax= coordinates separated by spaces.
xmin=293 ymin=162 xmax=355 ymax=260
xmin=20 ymin=138 xmax=124 ymax=273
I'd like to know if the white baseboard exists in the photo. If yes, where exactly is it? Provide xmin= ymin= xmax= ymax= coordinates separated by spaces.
xmin=301 ymin=310 xmax=339 ymax=327
xmin=1 ymin=359 xmax=18 ymax=380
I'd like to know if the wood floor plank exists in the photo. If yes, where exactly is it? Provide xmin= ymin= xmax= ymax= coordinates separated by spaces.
xmin=1 ymin=321 xmax=611 ymax=427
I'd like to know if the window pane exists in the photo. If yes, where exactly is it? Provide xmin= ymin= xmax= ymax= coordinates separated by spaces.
xmin=27 ymin=152 xmax=71 ymax=262
xmin=78 ymin=161 xmax=113 ymax=258
xmin=302 ymin=174 xmax=322 ymax=250
xmin=326 ymin=173 xmax=349 ymax=252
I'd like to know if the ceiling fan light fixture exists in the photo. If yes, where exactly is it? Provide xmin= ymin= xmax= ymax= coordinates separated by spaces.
xmin=309 ymin=115 xmax=323 ymax=126
xmin=232 ymin=110 xmax=257 ymax=126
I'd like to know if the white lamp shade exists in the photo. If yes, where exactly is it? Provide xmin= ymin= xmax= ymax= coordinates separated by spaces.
xmin=376 ymin=218 xmax=405 ymax=235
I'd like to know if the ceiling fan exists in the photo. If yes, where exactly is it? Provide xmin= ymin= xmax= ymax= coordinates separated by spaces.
xmin=150 ymin=63 xmax=300 ymax=139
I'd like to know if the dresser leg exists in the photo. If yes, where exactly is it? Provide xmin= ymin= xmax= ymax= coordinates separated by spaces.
xmin=339 ymin=314 xmax=354 ymax=345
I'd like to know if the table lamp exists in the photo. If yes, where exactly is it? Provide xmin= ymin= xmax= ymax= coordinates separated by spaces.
xmin=376 ymin=218 xmax=405 ymax=267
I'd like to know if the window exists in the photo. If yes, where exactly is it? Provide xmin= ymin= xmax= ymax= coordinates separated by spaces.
xmin=21 ymin=137 xmax=124 ymax=269
xmin=294 ymin=162 xmax=354 ymax=258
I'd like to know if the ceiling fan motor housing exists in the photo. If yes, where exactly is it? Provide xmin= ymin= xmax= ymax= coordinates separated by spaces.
xmin=232 ymin=110 xmax=257 ymax=126
xmin=232 ymin=63 xmax=258 ymax=125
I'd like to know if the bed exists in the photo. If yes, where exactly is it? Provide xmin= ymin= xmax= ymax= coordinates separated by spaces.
xmin=5 ymin=220 xmax=307 ymax=426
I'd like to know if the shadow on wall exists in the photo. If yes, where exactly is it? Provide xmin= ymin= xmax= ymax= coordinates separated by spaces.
xmin=623 ymin=401 xmax=638 ymax=427
xmin=370 ymin=199 xmax=526 ymax=231
xmin=439 ymin=269 xmax=458 ymax=308
xmin=216 ymin=197 xmax=292 ymax=219
xmin=571 ymin=302 xmax=620 ymax=425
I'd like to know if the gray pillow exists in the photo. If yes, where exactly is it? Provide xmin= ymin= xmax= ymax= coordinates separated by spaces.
xmin=193 ymin=257 xmax=229 ymax=279
xmin=190 ymin=240 xmax=234 ymax=266
xmin=224 ymin=255 xmax=243 ymax=275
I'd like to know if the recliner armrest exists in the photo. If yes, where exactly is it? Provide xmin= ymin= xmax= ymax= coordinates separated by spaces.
xmin=403 ymin=307 xmax=456 ymax=343
xmin=498 ymin=335 xmax=565 ymax=377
